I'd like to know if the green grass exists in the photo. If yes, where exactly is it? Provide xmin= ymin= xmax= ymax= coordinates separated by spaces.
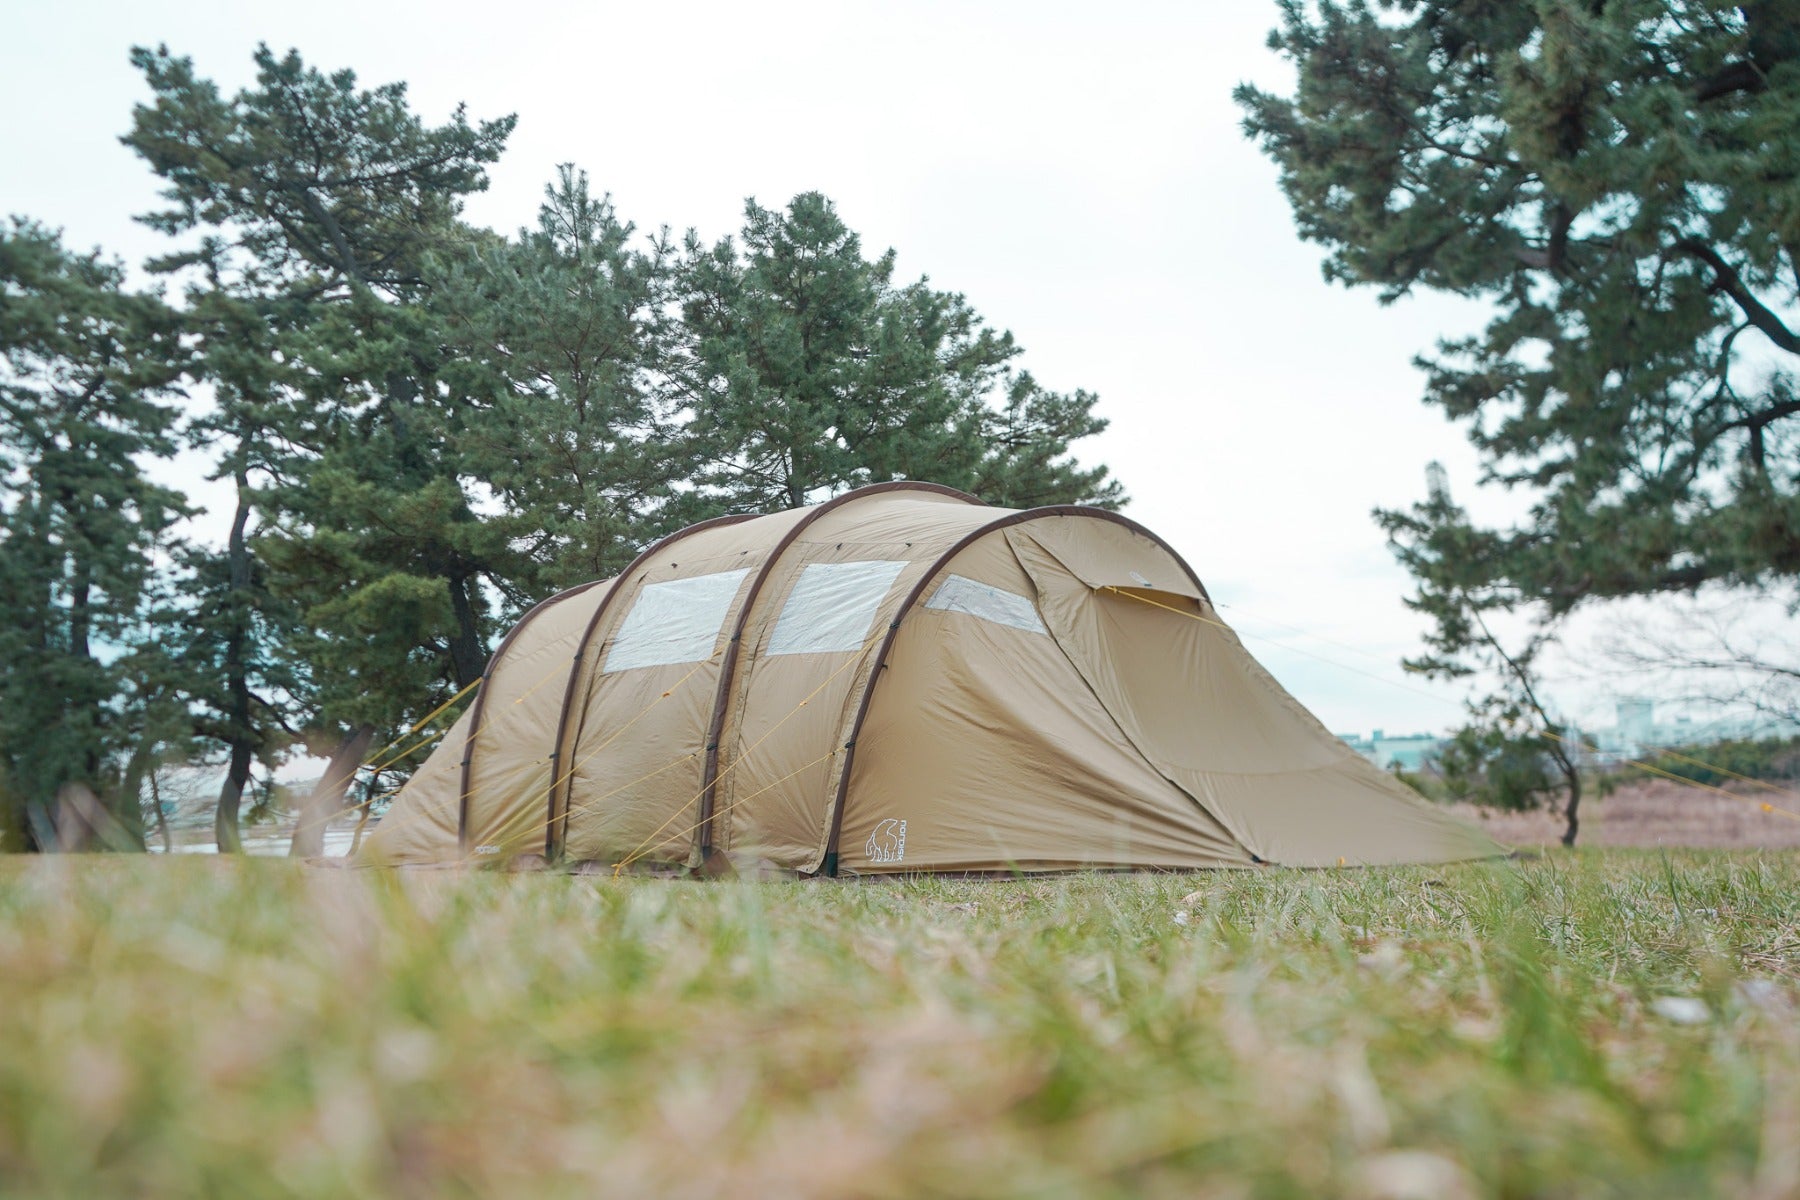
xmin=1 ymin=852 xmax=1796 ymax=1198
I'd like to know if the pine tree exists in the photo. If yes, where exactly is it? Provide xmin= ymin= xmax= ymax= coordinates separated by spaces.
xmin=434 ymin=166 xmax=691 ymax=590
xmin=0 ymin=221 xmax=188 ymax=850
xmin=125 ymin=44 xmax=521 ymax=849
xmin=1237 ymin=1 xmax=1800 ymax=618
xmin=672 ymin=193 xmax=1121 ymax=511
xmin=1380 ymin=467 xmax=1584 ymax=843
xmin=1239 ymin=2 xmax=1800 ymax=826
xmin=972 ymin=373 xmax=1121 ymax=510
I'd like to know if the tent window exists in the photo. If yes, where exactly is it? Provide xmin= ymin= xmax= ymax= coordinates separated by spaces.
xmin=924 ymin=574 xmax=1047 ymax=634
xmin=603 ymin=568 xmax=750 ymax=673
xmin=766 ymin=560 xmax=907 ymax=656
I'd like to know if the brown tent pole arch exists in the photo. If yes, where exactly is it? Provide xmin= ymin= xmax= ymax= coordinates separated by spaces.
xmin=527 ymin=513 xmax=756 ymax=860
xmin=817 ymin=505 xmax=1215 ymax=875
xmin=452 ymin=579 xmax=607 ymax=855
xmin=693 ymin=482 xmax=985 ymax=863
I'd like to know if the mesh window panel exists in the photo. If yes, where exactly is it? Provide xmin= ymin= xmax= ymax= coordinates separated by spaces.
xmin=765 ymin=560 xmax=907 ymax=656
xmin=603 ymin=568 xmax=750 ymax=672
xmin=923 ymin=574 xmax=1048 ymax=634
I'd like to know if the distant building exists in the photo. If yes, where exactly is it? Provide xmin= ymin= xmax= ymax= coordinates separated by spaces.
xmin=1340 ymin=697 xmax=1800 ymax=776
xmin=1588 ymin=697 xmax=1800 ymax=761
xmin=1337 ymin=728 xmax=1446 ymax=772
xmin=1615 ymin=697 xmax=1654 ymax=749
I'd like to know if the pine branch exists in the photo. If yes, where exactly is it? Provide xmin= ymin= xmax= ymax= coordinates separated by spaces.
xmin=1674 ymin=239 xmax=1800 ymax=355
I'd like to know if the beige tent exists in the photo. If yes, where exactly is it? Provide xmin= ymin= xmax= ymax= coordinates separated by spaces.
xmin=360 ymin=482 xmax=1500 ymax=873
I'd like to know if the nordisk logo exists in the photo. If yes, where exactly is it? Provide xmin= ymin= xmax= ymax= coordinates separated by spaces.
xmin=865 ymin=818 xmax=907 ymax=864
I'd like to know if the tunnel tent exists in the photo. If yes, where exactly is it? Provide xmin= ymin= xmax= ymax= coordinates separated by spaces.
xmin=359 ymin=482 xmax=1501 ymax=874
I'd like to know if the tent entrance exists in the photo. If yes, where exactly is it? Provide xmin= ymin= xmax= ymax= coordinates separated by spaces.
xmin=1009 ymin=525 xmax=1502 ymax=867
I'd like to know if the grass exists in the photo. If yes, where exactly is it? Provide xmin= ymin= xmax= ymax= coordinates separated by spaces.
xmin=1 ymin=852 xmax=1797 ymax=1198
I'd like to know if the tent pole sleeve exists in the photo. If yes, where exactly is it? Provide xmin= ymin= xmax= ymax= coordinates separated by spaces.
xmin=454 ymin=579 xmax=606 ymax=857
xmin=537 ymin=514 xmax=757 ymax=863
xmin=693 ymin=481 xmax=984 ymax=861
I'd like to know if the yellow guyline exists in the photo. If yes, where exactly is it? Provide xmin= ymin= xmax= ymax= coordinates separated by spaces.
xmin=1103 ymin=585 xmax=1800 ymax=825
xmin=530 ymin=649 xmax=725 ymax=821
xmin=1611 ymin=740 xmax=1800 ymax=803
xmin=1540 ymin=728 xmax=1800 ymax=822
xmin=361 ymin=643 xmax=600 ymax=780
xmin=462 ymin=752 xmax=702 ymax=869
xmin=356 ymin=619 xmax=626 ymax=783
xmin=329 ymin=629 xmax=666 ymax=855
xmin=351 ymin=642 xmax=725 ymax=861
xmin=356 ymin=677 xmax=483 ymax=776
xmin=480 ymin=626 xmax=880 ymax=871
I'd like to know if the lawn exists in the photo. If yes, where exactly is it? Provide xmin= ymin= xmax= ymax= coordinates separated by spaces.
xmin=1 ymin=852 xmax=1795 ymax=1198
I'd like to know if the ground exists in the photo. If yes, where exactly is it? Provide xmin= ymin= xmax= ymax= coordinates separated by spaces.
xmin=1458 ymin=779 xmax=1800 ymax=850
xmin=2 ymin=848 xmax=1796 ymax=1198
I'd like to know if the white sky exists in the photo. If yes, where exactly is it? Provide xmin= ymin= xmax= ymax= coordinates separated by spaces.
xmin=2 ymin=0 xmax=1704 ymax=736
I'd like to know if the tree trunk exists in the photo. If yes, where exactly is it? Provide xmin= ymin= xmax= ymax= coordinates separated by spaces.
xmin=215 ymin=473 xmax=257 ymax=855
xmin=54 ymin=783 xmax=103 ymax=852
xmin=446 ymin=571 xmax=487 ymax=690
xmin=117 ymin=742 xmax=155 ymax=853
xmin=53 ymin=782 xmax=138 ymax=851
xmin=1550 ymin=742 xmax=1581 ymax=847
xmin=289 ymin=725 xmax=374 ymax=858
xmin=1560 ymin=775 xmax=1582 ymax=847
xmin=48 ymin=562 xmax=141 ymax=850
xmin=150 ymin=768 xmax=172 ymax=853
xmin=111 ymin=784 xmax=148 ymax=851
xmin=214 ymin=740 xmax=253 ymax=853
xmin=21 ymin=801 xmax=54 ymax=853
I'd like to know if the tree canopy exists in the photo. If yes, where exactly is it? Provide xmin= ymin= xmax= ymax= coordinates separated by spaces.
xmin=0 ymin=221 xmax=187 ymax=848
xmin=433 ymin=167 xmax=692 ymax=590
xmin=1238 ymin=0 xmax=1800 ymax=611
xmin=125 ymin=43 xmax=524 ymax=848
xmin=673 ymin=193 xmax=1121 ymax=511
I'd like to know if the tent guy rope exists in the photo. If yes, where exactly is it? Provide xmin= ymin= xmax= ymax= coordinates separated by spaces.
xmin=356 ymin=677 xmax=482 ymax=776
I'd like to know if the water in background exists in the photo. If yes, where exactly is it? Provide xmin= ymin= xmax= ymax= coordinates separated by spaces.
xmin=151 ymin=820 xmax=365 ymax=858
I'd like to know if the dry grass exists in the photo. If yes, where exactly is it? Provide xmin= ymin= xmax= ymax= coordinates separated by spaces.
xmin=1 ymin=851 xmax=1797 ymax=1198
xmin=1459 ymin=779 xmax=1800 ymax=849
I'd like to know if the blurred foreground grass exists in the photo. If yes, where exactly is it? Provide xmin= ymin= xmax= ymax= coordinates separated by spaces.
xmin=1 ymin=852 xmax=1796 ymax=1198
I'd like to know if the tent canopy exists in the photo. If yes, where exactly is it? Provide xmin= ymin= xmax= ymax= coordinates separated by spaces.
xmin=361 ymin=483 xmax=1500 ymax=873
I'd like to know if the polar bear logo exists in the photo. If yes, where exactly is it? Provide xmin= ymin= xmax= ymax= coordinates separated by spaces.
xmin=865 ymin=818 xmax=907 ymax=864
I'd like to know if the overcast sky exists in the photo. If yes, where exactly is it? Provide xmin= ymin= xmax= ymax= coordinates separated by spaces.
xmin=4 ymin=0 xmax=1663 ymax=735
